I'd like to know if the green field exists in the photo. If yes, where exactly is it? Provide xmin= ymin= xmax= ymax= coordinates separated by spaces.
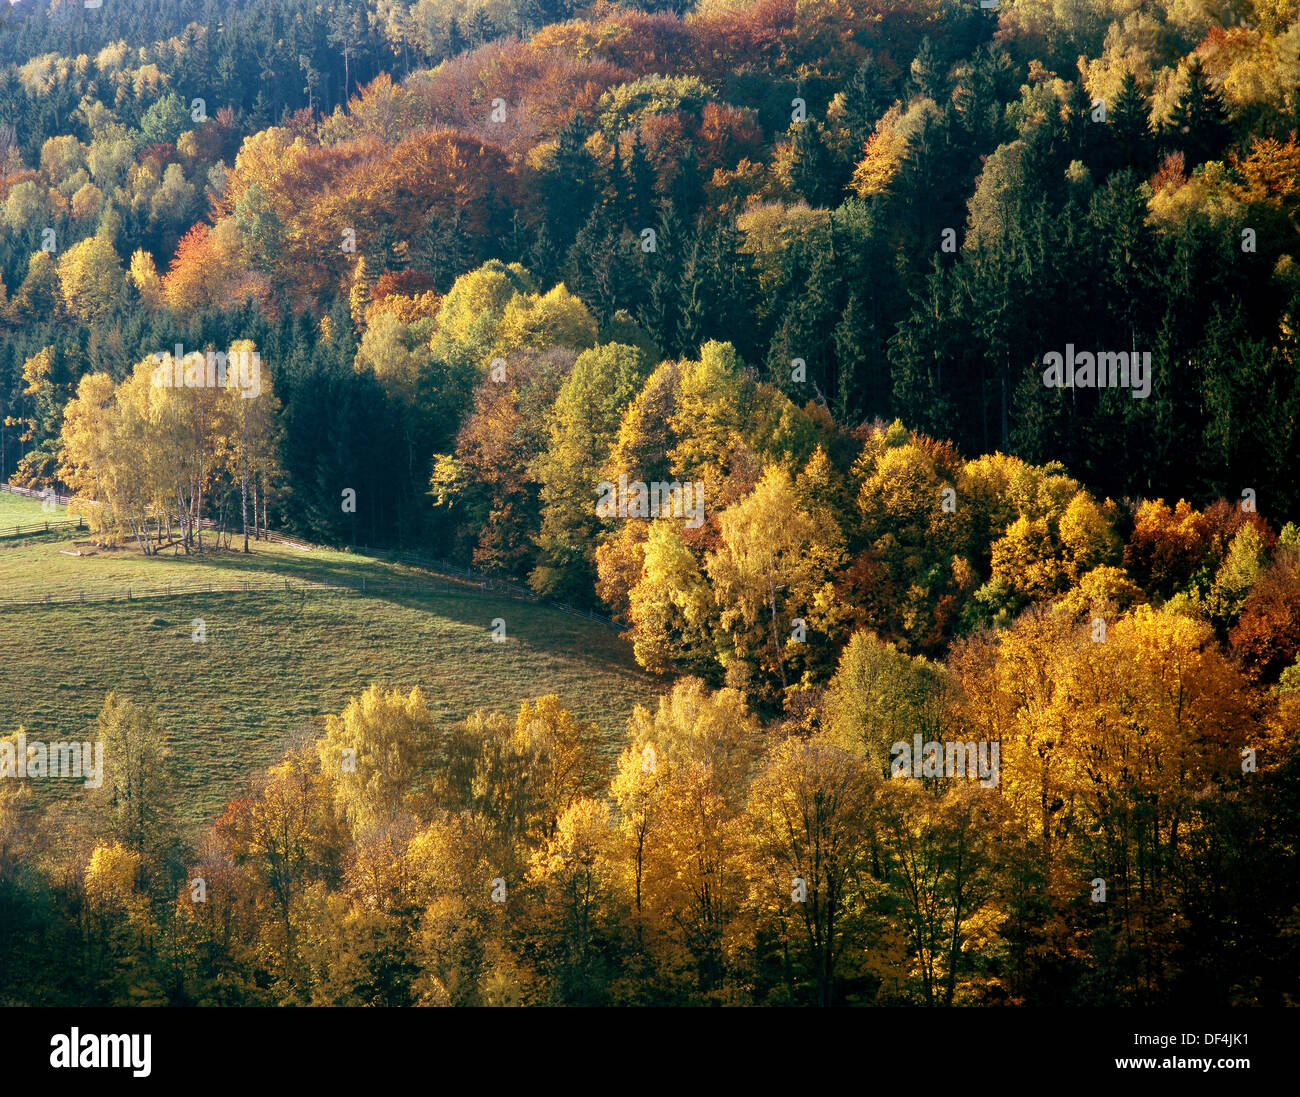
xmin=0 ymin=490 xmax=71 ymax=530
xmin=0 ymin=527 xmax=656 ymax=828
xmin=0 ymin=522 xmax=457 ymax=600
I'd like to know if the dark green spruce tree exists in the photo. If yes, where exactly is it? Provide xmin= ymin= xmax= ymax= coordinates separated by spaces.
xmin=1166 ymin=60 xmax=1231 ymax=168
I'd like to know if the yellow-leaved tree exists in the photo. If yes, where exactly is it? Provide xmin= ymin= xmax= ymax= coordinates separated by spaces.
xmin=56 ymin=233 xmax=125 ymax=323
xmin=610 ymin=678 xmax=760 ymax=1001
xmin=745 ymin=735 xmax=875 ymax=1005
xmin=705 ymin=463 xmax=847 ymax=698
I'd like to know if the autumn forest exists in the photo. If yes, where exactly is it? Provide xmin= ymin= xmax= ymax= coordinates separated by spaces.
xmin=0 ymin=0 xmax=1299 ymax=1011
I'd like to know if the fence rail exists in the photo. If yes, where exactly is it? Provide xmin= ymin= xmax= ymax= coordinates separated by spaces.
xmin=0 ymin=482 xmax=622 ymax=630
xmin=0 ymin=518 xmax=86 ymax=539
xmin=0 ymin=482 xmax=85 ymax=540
xmin=0 ymin=482 xmax=74 ymax=506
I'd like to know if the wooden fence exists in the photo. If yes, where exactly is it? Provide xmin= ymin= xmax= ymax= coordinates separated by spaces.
xmin=0 ymin=482 xmax=74 ymax=506
xmin=0 ymin=483 xmax=621 ymax=629
xmin=0 ymin=517 xmax=85 ymax=540
xmin=0 ymin=482 xmax=84 ymax=539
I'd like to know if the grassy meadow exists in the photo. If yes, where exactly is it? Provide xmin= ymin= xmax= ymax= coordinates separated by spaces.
xmin=0 ymin=490 xmax=76 ymax=536
xmin=0 ymin=492 xmax=64 ymax=524
xmin=0 ymin=505 xmax=656 ymax=828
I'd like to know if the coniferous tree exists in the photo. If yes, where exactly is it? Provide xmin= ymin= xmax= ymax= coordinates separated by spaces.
xmin=832 ymin=292 xmax=885 ymax=422
xmin=667 ymin=145 xmax=705 ymax=224
xmin=674 ymin=225 xmax=707 ymax=359
xmin=603 ymin=137 xmax=630 ymax=227
xmin=541 ymin=113 xmax=599 ymax=254
xmin=790 ymin=119 xmax=834 ymax=208
xmin=1064 ymin=78 xmax=1095 ymax=163
xmin=628 ymin=129 xmax=657 ymax=231
xmin=1166 ymin=61 xmax=1231 ymax=169
xmin=907 ymin=36 xmax=946 ymax=102
xmin=447 ymin=16 xmax=466 ymax=57
xmin=467 ymin=8 xmax=495 ymax=47
xmin=840 ymin=56 xmax=891 ymax=151
xmin=1107 ymin=72 xmax=1155 ymax=174
xmin=637 ymin=203 xmax=684 ymax=353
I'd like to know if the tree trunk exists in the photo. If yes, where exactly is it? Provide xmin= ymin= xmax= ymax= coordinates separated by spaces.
xmin=241 ymin=401 xmax=250 ymax=553
xmin=767 ymin=558 xmax=787 ymax=691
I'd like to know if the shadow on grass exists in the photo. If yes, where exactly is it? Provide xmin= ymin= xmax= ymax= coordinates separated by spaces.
xmin=221 ymin=581 xmax=654 ymax=684
xmin=135 ymin=541 xmax=406 ymax=584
